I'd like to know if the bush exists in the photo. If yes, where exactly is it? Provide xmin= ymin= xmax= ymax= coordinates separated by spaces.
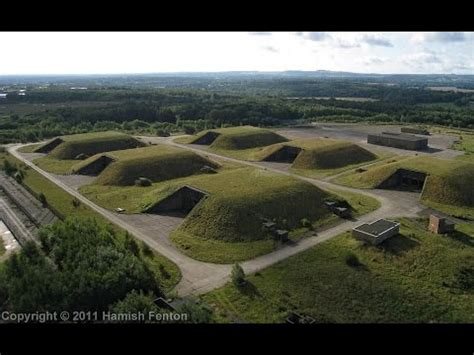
xmin=72 ymin=198 xmax=81 ymax=208
xmin=141 ymin=241 xmax=153 ymax=258
xmin=300 ymin=218 xmax=313 ymax=230
xmin=231 ymin=263 xmax=246 ymax=287
xmin=345 ymin=252 xmax=361 ymax=267
xmin=183 ymin=126 xmax=196 ymax=135
xmin=38 ymin=193 xmax=47 ymax=207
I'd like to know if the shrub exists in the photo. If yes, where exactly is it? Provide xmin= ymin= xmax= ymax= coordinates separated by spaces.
xmin=38 ymin=193 xmax=47 ymax=207
xmin=72 ymin=198 xmax=81 ymax=208
xmin=300 ymin=218 xmax=313 ymax=230
xmin=184 ymin=126 xmax=196 ymax=135
xmin=231 ymin=263 xmax=246 ymax=287
xmin=345 ymin=252 xmax=361 ymax=267
xmin=141 ymin=241 xmax=153 ymax=258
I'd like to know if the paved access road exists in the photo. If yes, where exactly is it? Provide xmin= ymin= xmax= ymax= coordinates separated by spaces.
xmin=9 ymin=136 xmax=425 ymax=296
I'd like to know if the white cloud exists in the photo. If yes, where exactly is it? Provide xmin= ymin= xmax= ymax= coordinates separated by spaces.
xmin=361 ymin=35 xmax=393 ymax=47
xmin=261 ymin=45 xmax=279 ymax=53
xmin=411 ymin=32 xmax=467 ymax=43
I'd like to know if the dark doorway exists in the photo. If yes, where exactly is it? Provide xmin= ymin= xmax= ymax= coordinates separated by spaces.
xmin=74 ymin=155 xmax=115 ymax=176
xmin=144 ymin=185 xmax=208 ymax=215
xmin=193 ymin=131 xmax=221 ymax=145
xmin=378 ymin=168 xmax=427 ymax=192
xmin=263 ymin=145 xmax=302 ymax=163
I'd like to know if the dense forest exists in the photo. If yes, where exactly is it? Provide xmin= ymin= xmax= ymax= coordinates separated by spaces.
xmin=1 ymin=74 xmax=474 ymax=143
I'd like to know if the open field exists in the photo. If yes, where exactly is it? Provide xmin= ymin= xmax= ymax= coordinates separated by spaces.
xmin=0 ymin=151 xmax=182 ymax=290
xmin=203 ymin=218 xmax=474 ymax=323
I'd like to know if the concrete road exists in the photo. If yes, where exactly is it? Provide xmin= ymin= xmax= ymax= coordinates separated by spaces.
xmin=9 ymin=134 xmax=426 ymax=296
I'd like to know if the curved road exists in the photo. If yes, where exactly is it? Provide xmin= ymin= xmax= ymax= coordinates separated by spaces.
xmin=9 ymin=139 xmax=424 ymax=296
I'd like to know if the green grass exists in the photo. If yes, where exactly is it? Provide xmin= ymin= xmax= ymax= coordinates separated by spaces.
xmin=203 ymin=218 xmax=474 ymax=323
xmin=44 ymin=131 xmax=146 ymax=160
xmin=80 ymin=165 xmax=345 ymax=263
xmin=153 ymin=168 xmax=333 ymax=242
xmin=326 ymin=188 xmax=381 ymax=217
xmin=291 ymin=141 xmax=377 ymax=170
xmin=335 ymin=156 xmax=474 ymax=208
xmin=0 ymin=152 xmax=181 ymax=289
xmin=183 ymin=126 xmax=288 ymax=150
xmin=33 ymin=156 xmax=78 ymax=174
xmin=17 ymin=143 xmax=41 ymax=153
xmin=171 ymin=230 xmax=277 ymax=263
xmin=89 ymin=145 xmax=219 ymax=186
xmin=0 ymin=238 xmax=5 ymax=256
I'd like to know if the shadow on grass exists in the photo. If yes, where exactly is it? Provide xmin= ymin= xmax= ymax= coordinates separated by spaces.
xmin=237 ymin=281 xmax=262 ymax=299
xmin=445 ymin=230 xmax=474 ymax=247
xmin=377 ymin=234 xmax=420 ymax=256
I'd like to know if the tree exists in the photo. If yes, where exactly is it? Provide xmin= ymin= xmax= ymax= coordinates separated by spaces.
xmin=231 ymin=263 xmax=246 ymax=287
xmin=175 ymin=301 xmax=213 ymax=323
xmin=109 ymin=290 xmax=160 ymax=323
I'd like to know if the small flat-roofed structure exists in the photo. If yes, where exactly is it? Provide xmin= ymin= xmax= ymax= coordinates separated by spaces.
xmin=401 ymin=127 xmax=430 ymax=135
xmin=367 ymin=132 xmax=428 ymax=151
xmin=0 ymin=93 xmax=7 ymax=99
xmin=429 ymin=214 xmax=455 ymax=234
xmin=352 ymin=219 xmax=400 ymax=245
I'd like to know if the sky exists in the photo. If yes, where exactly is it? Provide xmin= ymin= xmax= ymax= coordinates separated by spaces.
xmin=0 ymin=32 xmax=472 ymax=75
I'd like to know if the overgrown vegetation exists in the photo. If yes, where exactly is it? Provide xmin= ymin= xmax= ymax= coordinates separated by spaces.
xmin=203 ymin=218 xmax=474 ymax=323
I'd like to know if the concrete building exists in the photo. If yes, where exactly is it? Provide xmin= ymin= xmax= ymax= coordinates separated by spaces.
xmin=0 ymin=93 xmax=7 ymax=99
xmin=352 ymin=219 xmax=400 ymax=245
xmin=367 ymin=132 xmax=428 ymax=151
xmin=428 ymin=214 xmax=455 ymax=234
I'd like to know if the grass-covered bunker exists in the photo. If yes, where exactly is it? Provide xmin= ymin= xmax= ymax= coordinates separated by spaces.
xmin=142 ymin=168 xmax=337 ymax=242
xmin=79 ymin=145 xmax=219 ymax=186
xmin=189 ymin=126 xmax=288 ymax=150
xmin=37 ymin=131 xmax=146 ymax=160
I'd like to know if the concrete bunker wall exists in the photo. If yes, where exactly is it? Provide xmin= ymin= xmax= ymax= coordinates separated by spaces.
xmin=193 ymin=131 xmax=221 ymax=145
xmin=378 ymin=168 xmax=427 ymax=192
xmin=368 ymin=133 xmax=428 ymax=151
xmin=35 ymin=138 xmax=64 ymax=153
xmin=75 ymin=155 xmax=116 ymax=176
xmin=145 ymin=185 xmax=208 ymax=214
xmin=263 ymin=145 xmax=303 ymax=163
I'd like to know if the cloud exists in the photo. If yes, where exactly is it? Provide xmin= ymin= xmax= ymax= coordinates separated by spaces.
xmin=335 ymin=39 xmax=360 ymax=49
xmin=401 ymin=51 xmax=443 ymax=69
xmin=248 ymin=32 xmax=272 ymax=36
xmin=306 ymin=32 xmax=331 ymax=41
xmin=362 ymin=56 xmax=387 ymax=65
xmin=413 ymin=32 xmax=466 ymax=43
xmin=361 ymin=35 xmax=393 ymax=47
xmin=261 ymin=45 xmax=279 ymax=53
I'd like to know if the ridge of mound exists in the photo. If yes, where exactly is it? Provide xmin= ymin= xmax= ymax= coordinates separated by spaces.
xmin=48 ymin=131 xmax=145 ymax=159
xmin=91 ymin=145 xmax=219 ymax=186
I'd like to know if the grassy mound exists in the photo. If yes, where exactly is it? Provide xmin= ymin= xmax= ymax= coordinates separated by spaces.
xmin=48 ymin=131 xmax=145 ymax=159
xmin=87 ymin=145 xmax=219 ymax=186
xmin=191 ymin=126 xmax=288 ymax=150
xmin=337 ymin=156 xmax=474 ymax=208
xmin=255 ymin=138 xmax=377 ymax=169
xmin=143 ymin=168 xmax=332 ymax=242
xmin=293 ymin=143 xmax=376 ymax=169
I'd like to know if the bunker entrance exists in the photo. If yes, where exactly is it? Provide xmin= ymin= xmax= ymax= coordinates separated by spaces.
xmin=35 ymin=138 xmax=64 ymax=154
xmin=145 ymin=185 xmax=208 ymax=215
xmin=378 ymin=168 xmax=427 ymax=192
xmin=193 ymin=131 xmax=221 ymax=145
xmin=75 ymin=155 xmax=115 ymax=176
xmin=263 ymin=145 xmax=302 ymax=163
